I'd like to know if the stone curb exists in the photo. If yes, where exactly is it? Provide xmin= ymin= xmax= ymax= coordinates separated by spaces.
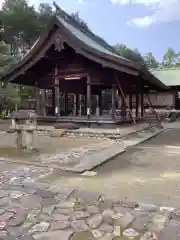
xmin=64 ymin=124 xmax=156 ymax=139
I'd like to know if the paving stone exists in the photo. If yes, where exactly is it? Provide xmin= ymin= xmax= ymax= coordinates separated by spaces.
xmin=20 ymin=195 xmax=42 ymax=209
xmin=52 ymin=214 xmax=69 ymax=221
xmin=0 ymin=190 xmax=9 ymax=198
xmin=35 ymin=190 xmax=54 ymax=198
xmin=41 ymin=197 xmax=57 ymax=207
xmin=71 ymin=230 xmax=95 ymax=240
xmin=0 ymin=230 xmax=7 ymax=239
xmin=102 ymin=209 xmax=115 ymax=224
xmin=72 ymin=190 xmax=100 ymax=204
xmin=8 ymin=214 xmax=27 ymax=227
xmin=98 ymin=223 xmax=113 ymax=233
xmin=87 ymin=214 xmax=103 ymax=228
xmin=33 ymin=230 xmax=74 ymax=240
xmin=56 ymin=201 xmax=75 ymax=209
xmin=29 ymin=222 xmax=50 ymax=234
xmin=0 ymin=221 xmax=7 ymax=230
xmin=37 ymin=213 xmax=52 ymax=222
xmin=71 ymin=220 xmax=89 ymax=232
xmin=27 ymin=209 xmax=40 ymax=222
xmin=86 ymin=205 xmax=99 ymax=215
xmin=43 ymin=206 xmax=55 ymax=215
xmin=51 ymin=220 xmax=70 ymax=230
xmin=57 ymin=188 xmax=74 ymax=199
xmin=148 ymin=213 xmax=167 ymax=232
xmin=0 ymin=197 xmax=9 ymax=207
xmin=91 ymin=229 xmax=103 ymax=238
xmin=136 ymin=203 xmax=158 ymax=212
xmin=120 ymin=200 xmax=138 ymax=209
xmin=117 ymin=212 xmax=135 ymax=229
xmin=10 ymin=191 xmax=24 ymax=199
xmin=123 ymin=228 xmax=140 ymax=238
xmin=113 ymin=206 xmax=130 ymax=215
xmin=157 ymin=225 xmax=180 ymax=240
xmin=132 ymin=211 xmax=150 ymax=232
xmin=0 ymin=209 xmax=5 ymax=215
xmin=19 ymin=236 xmax=34 ymax=240
xmin=71 ymin=210 xmax=90 ymax=220
xmin=54 ymin=207 xmax=74 ymax=215
xmin=0 ymin=212 xmax=14 ymax=221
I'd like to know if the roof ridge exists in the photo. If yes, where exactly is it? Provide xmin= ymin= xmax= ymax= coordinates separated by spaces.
xmin=53 ymin=2 xmax=118 ymax=54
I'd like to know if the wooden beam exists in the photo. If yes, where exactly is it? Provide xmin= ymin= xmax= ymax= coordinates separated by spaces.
xmin=114 ymin=72 xmax=136 ymax=124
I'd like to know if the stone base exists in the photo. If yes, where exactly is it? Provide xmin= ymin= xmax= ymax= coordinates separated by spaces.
xmin=50 ymin=129 xmax=67 ymax=138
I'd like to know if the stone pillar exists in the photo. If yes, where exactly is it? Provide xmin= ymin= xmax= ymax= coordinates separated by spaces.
xmin=96 ymin=95 xmax=100 ymax=116
xmin=87 ymin=76 xmax=91 ymax=118
xmin=25 ymin=130 xmax=34 ymax=151
xmin=112 ymin=84 xmax=116 ymax=120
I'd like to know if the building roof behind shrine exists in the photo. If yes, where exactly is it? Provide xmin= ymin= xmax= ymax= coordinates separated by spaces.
xmin=0 ymin=3 xmax=167 ymax=90
xmin=150 ymin=68 xmax=180 ymax=87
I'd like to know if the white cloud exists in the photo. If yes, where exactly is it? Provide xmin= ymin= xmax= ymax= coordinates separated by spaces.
xmin=110 ymin=0 xmax=180 ymax=27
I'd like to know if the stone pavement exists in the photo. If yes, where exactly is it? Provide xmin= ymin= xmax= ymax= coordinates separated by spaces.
xmin=0 ymin=172 xmax=180 ymax=240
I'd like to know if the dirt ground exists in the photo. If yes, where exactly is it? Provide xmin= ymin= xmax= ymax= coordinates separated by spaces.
xmin=0 ymin=132 xmax=101 ymax=160
xmin=42 ymin=128 xmax=180 ymax=208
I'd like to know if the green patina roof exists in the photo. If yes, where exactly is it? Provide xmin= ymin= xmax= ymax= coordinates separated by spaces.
xmin=150 ymin=68 xmax=180 ymax=87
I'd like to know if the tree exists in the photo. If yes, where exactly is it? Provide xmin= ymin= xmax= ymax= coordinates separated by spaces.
xmin=1 ymin=0 xmax=39 ymax=56
xmin=71 ymin=12 xmax=89 ymax=29
xmin=114 ymin=44 xmax=145 ymax=66
xmin=162 ymin=48 xmax=176 ymax=68
xmin=143 ymin=52 xmax=159 ymax=69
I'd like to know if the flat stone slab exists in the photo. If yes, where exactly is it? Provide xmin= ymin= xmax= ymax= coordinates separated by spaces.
xmin=60 ymin=127 xmax=164 ymax=173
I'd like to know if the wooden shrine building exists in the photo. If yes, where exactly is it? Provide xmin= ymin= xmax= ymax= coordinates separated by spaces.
xmin=1 ymin=3 xmax=167 ymax=126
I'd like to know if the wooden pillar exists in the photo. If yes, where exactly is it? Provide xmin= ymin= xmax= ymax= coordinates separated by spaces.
xmin=112 ymin=84 xmax=116 ymax=120
xmin=99 ymin=92 xmax=102 ymax=116
xmin=129 ymin=93 xmax=132 ymax=110
xmin=64 ymin=92 xmax=68 ymax=116
xmin=87 ymin=76 xmax=91 ymax=118
xmin=96 ymin=95 xmax=100 ymax=116
xmin=140 ymin=84 xmax=144 ymax=117
xmin=135 ymin=90 xmax=139 ymax=119
xmin=78 ymin=94 xmax=82 ymax=116
xmin=41 ymin=89 xmax=46 ymax=116
xmin=36 ymin=88 xmax=40 ymax=115
xmin=121 ymin=94 xmax=126 ymax=117
xmin=73 ymin=94 xmax=77 ymax=116
xmin=54 ymin=67 xmax=60 ymax=116
xmin=52 ymin=88 xmax=55 ymax=116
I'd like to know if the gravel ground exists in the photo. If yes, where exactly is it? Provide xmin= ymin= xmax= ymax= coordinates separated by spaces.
xmin=42 ymin=129 xmax=180 ymax=209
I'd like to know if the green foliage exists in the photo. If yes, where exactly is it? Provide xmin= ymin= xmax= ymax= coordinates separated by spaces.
xmin=114 ymin=44 xmax=145 ymax=66
xmin=143 ymin=52 xmax=159 ymax=69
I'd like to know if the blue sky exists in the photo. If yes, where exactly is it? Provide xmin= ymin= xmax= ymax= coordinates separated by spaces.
xmin=1 ymin=0 xmax=180 ymax=61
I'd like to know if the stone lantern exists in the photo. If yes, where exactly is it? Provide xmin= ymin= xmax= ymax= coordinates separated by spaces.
xmin=10 ymin=110 xmax=38 ymax=151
